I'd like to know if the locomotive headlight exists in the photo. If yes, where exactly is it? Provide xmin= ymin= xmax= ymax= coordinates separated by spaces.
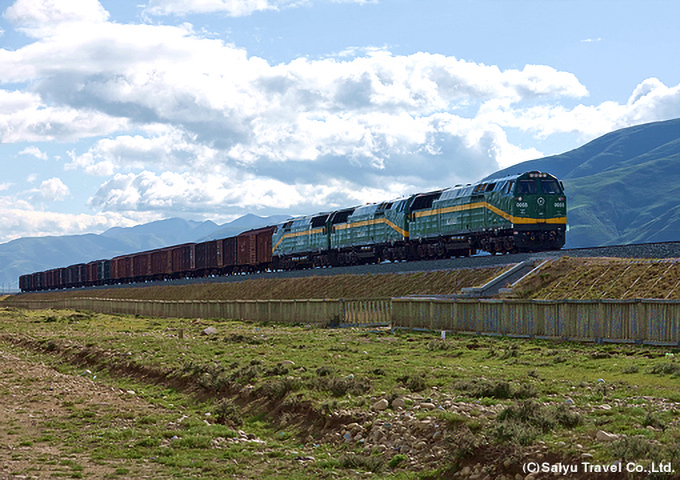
xmin=517 ymin=197 xmax=522 ymax=201
xmin=558 ymin=196 xmax=565 ymax=201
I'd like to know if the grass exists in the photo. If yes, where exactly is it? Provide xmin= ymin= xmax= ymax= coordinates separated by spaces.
xmin=2 ymin=306 xmax=680 ymax=478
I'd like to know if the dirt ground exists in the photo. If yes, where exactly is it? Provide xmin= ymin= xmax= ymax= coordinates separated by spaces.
xmin=0 ymin=344 xmax=166 ymax=479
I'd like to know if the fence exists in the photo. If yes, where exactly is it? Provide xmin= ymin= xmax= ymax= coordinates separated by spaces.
xmin=392 ymin=298 xmax=680 ymax=345
xmin=9 ymin=295 xmax=680 ymax=345
xmin=7 ymin=297 xmax=391 ymax=328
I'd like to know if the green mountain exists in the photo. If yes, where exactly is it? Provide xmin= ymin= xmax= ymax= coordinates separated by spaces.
xmin=489 ymin=118 xmax=680 ymax=248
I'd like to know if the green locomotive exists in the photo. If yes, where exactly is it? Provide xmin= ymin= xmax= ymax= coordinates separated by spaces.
xmin=272 ymin=171 xmax=566 ymax=268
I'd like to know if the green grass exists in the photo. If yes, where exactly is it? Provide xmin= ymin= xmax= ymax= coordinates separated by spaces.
xmin=3 ymin=307 xmax=680 ymax=478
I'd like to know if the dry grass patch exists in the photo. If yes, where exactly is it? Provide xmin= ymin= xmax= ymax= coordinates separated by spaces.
xmin=511 ymin=257 xmax=680 ymax=300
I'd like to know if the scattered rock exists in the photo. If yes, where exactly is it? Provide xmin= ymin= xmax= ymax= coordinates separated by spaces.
xmin=201 ymin=326 xmax=217 ymax=336
xmin=372 ymin=399 xmax=389 ymax=411
xmin=596 ymin=430 xmax=620 ymax=442
xmin=391 ymin=397 xmax=405 ymax=408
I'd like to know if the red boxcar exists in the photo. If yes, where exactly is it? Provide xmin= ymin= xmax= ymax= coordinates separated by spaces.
xmin=65 ymin=263 xmax=86 ymax=288
xmin=44 ymin=268 xmax=63 ymax=290
xmin=151 ymin=247 xmax=173 ymax=280
xmin=132 ymin=251 xmax=153 ymax=280
xmin=195 ymin=239 xmax=222 ymax=277
xmin=111 ymin=254 xmax=133 ymax=283
xmin=19 ymin=274 xmax=31 ymax=292
xmin=32 ymin=271 xmax=44 ymax=291
xmin=222 ymin=237 xmax=238 ymax=273
xmin=86 ymin=261 xmax=99 ymax=286
xmin=237 ymin=226 xmax=275 ymax=271
xmin=170 ymin=243 xmax=195 ymax=278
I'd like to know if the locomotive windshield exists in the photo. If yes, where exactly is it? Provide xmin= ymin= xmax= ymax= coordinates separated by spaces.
xmin=540 ymin=178 xmax=562 ymax=194
xmin=516 ymin=179 xmax=537 ymax=194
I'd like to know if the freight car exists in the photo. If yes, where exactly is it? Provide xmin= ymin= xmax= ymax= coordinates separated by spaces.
xmin=18 ymin=171 xmax=566 ymax=292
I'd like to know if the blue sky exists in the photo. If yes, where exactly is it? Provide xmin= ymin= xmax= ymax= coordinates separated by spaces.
xmin=1 ymin=0 xmax=679 ymax=243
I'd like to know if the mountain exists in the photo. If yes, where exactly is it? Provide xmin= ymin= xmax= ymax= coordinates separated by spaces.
xmin=0 ymin=214 xmax=288 ymax=291
xmin=101 ymin=218 xmax=220 ymax=250
xmin=488 ymin=118 xmax=680 ymax=248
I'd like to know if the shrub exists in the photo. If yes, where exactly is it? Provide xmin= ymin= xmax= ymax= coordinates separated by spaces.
xmin=339 ymin=454 xmax=384 ymax=473
xmin=213 ymin=399 xmax=243 ymax=427
xmin=388 ymin=454 xmax=407 ymax=468
xmin=446 ymin=426 xmax=481 ymax=459
xmin=609 ymin=436 xmax=660 ymax=462
xmin=396 ymin=374 xmax=427 ymax=393
xmin=313 ymin=375 xmax=371 ymax=397
xmin=648 ymin=363 xmax=680 ymax=376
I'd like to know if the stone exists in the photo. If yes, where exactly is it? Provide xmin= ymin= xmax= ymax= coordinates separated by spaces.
xmin=420 ymin=402 xmax=436 ymax=410
xmin=372 ymin=399 xmax=389 ymax=411
xmin=596 ymin=430 xmax=620 ymax=442
xmin=391 ymin=398 xmax=405 ymax=408
xmin=201 ymin=326 xmax=217 ymax=336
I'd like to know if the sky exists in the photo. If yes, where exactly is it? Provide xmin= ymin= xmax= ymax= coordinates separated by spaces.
xmin=1 ymin=0 xmax=680 ymax=244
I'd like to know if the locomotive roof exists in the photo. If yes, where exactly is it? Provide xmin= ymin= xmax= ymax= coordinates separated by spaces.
xmin=274 ymin=171 xmax=558 ymax=227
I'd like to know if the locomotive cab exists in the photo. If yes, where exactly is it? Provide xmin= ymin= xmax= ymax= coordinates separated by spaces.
xmin=511 ymin=171 xmax=566 ymax=251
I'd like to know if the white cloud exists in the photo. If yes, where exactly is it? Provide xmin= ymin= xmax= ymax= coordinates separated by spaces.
xmin=3 ymin=0 xmax=680 ymax=226
xmin=66 ymin=127 xmax=220 ymax=175
xmin=0 ymin=195 xmax=161 ymax=243
xmin=4 ymin=0 xmax=109 ymax=36
xmin=35 ymin=177 xmax=70 ymax=202
xmin=143 ymin=0 xmax=374 ymax=17
xmin=18 ymin=146 xmax=47 ymax=160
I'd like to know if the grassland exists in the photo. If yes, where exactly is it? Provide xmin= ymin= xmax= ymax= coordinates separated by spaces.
xmin=2 ymin=305 xmax=680 ymax=479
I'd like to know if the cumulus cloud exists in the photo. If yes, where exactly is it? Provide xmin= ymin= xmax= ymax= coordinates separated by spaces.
xmin=34 ymin=177 xmax=70 ymax=202
xmin=4 ymin=0 xmax=109 ymax=37
xmin=3 ymin=0 xmax=680 ymax=231
xmin=18 ymin=146 xmax=47 ymax=160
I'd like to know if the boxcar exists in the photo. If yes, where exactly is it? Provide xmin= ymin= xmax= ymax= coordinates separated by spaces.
xmin=111 ymin=254 xmax=133 ymax=284
xmin=195 ymin=239 xmax=222 ymax=277
xmin=170 ymin=243 xmax=195 ymax=279
xmin=238 ymin=226 xmax=277 ymax=272
xmin=32 ymin=271 xmax=44 ymax=291
xmin=222 ymin=237 xmax=238 ymax=274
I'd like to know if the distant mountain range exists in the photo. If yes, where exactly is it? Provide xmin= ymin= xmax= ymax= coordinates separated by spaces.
xmin=489 ymin=118 xmax=680 ymax=248
xmin=0 ymin=214 xmax=289 ymax=290
xmin=4 ymin=117 xmax=680 ymax=290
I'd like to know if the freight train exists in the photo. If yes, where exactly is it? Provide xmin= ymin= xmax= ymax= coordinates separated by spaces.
xmin=19 ymin=171 xmax=566 ymax=292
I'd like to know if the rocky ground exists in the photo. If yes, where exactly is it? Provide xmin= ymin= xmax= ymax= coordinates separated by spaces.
xmin=0 ymin=344 xmax=169 ymax=479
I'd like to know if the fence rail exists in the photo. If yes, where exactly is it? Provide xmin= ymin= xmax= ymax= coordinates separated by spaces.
xmin=7 ymin=297 xmax=391 ymax=328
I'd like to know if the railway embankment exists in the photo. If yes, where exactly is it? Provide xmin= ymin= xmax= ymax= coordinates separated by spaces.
xmin=506 ymin=256 xmax=680 ymax=300
xmin=3 ymin=266 xmax=508 ymax=303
